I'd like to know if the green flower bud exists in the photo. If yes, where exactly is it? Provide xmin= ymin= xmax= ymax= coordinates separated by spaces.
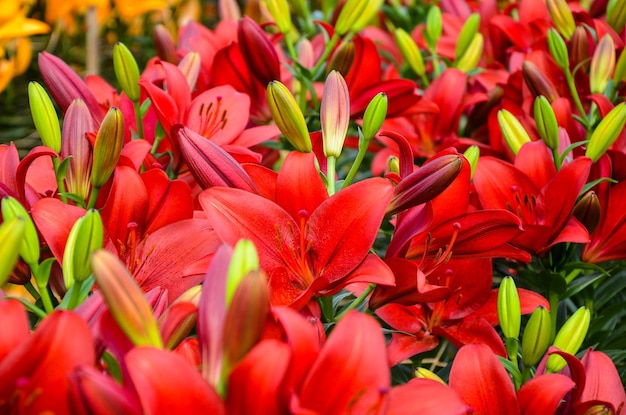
xmin=28 ymin=81 xmax=61 ymax=153
xmin=2 ymin=196 xmax=39 ymax=266
xmin=547 ymin=307 xmax=591 ymax=373
xmin=546 ymin=0 xmax=576 ymax=39
xmin=589 ymin=35 xmax=616 ymax=95
xmin=414 ymin=367 xmax=446 ymax=385
xmin=387 ymin=156 xmax=400 ymax=175
xmin=266 ymin=0 xmax=292 ymax=34
xmin=498 ymin=109 xmax=531 ymax=155
xmin=362 ymin=92 xmax=388 ymax=140
xmin=0 ymin=217 xmax=25 ymax=287
xmin=534 ymin=95 xmax=560 ymax=151
xmin=547 ymin=28 xmax=570 ymax=71
xmin=91 ymin=107 xmax=124 ymax=188
xmin=455 ymin=33 xmax=484 ymax=73
xmin=498 ymin=277 xmax=521 ymax=339
xmin=521 ymin=306 xmax=552 ymax=367
xmin=582 ymin=405 xmax=613 ymax=415
xmin=585 ymin=102 xmax=626 ymax=162
xmin=91 ymin=249 xmax=163 ymax=348
xmin=424 ymin=6 xmax=442 ymax=51
xmin=463 ymin=145 xmax=479 ymax=179
xmin=607 ymin=0 xmax=626 ymax=33
xmin=321 ymin=70 xmax=350 ymax=158
xmin=63 ymin=209 xmax=103 ymax=288
xmin=615 ymin=48 xmax=626 ymax=86
xmin=335 ymin=0 xmax=383 ymax=36
xmin=394 ymin=28 xmax=425 ymax=77
xmin=350 ymin=0 xmax=384 ymax=35
xmin=267 ymin=81 xmax=312 ymax=152
xmin=113 ymin=42 xmax=141 ymax=102
xmin=455 ymin=13 xmax=480 ymax=61
xmin=226 ymin=239 xmax=259 ymax=306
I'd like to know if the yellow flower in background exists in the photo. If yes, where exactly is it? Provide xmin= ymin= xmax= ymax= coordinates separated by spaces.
xmin=113 ymin=0 xmax=170 ymax=23
xmin=44 ymin=0 xmax=110 ymax=34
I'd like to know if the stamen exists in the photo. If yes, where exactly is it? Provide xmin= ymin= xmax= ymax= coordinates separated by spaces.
xmin=127 ymin=222 xmax=139 ymax=274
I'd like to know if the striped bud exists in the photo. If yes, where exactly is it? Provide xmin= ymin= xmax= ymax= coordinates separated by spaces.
xmin=498 ymin=109 xmax=531 ymax=155
xmin=335 ymin=0 xmax=384 ymax=35
xmin=572 ymin=190 xmax=600 ymax=234
xmin=521 ymin=306 xmax=552 ymax=367
xmin=523 ymin=61 xmax=559 ymax=102
xmin=585 ymin=102 xmax=626 ymax=162
xmin=534 ymin=95 xmax=560 ymax=151
xmin=113 ymin=42 xmax=141 ymax=102
xmin=91 ymin=249 xmax=163 ymax=348
xmin=607 ymin=0 xmax=626 ymax=33
xmin=547 ymin=28 xmax=570 ymax=71
xmin=589 ymin=35 xmax=615 ymax=95
xmin=267 ymin=81 xmax=312 ymax=152
xmin=455 ymin=14 xmax=480 ymax=61
xmin=456 ymin=33 xmax=483 ymax=73
xmin=569 ymin=26 xmax=590 ymax=72
xmin=615 ymin=48 xmax=626 ymax=86
xmin=327 ymin=41 xmax=355 ymax=76
xmin=28 ymin=81 xmax=61 ymax=153
xmin=546 ymin=307 xmax=591 ymax=373
xmin=2 ymin=197 xmax=39 ymax=266
xmin=546 ymin=0 xmax=576 ymax=39
xmin=395 ymin=28 xmax=425 ymax=77
xmin=0 ymin=218 xmax=25 ymax=287
xmin=91 ymin=107 xmax=124 ymax=188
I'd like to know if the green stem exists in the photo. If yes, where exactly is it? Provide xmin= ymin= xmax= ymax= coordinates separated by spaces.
xmin=25 ymin=280 xmax=41 ymax=301
xmin=327 ymin=155 xmax=337 ymax=195
xmin=342 ymin=132 xmax=371 ymax=190
xmin=521 ymin=365 xmax=533 ymax=384
xmin=336 ymin=283 xmax=376 ymax=320
xmin=549 ymin=290 xmax=560 ymax=343
xmin=564 ymin=70 xmax=589 ymax=129
xmin=6 ymin=296 xmax=47 ymax=319
xmin=133 ymin=100 xmax=144 ymax=139
xmin=65 ymin=280 xmax=84 ymax=310
xmin=52 ymin=158 xmax=68 ymax=203
xmin=87 ymin=185 xmax=101 ymax=209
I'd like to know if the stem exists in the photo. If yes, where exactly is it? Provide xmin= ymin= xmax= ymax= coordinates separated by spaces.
xmin=342 ymin=132 xmax=371 ymax=190
xmin=133 ymin=100 xmax=144 ymax=139
xmin=564 ymin=70 xmax=589 ymax=129
xmin=25 ymin=280 xmax=41 ymax=301
xmin=65 ymin=280 xmax=84 ymax=310
xmin=336 ymin=283 xmax=376 ymax=320
xmin=52 ymin=158 xmax=68 ymax=203
xmin=310 ymin=33 xmax=341 ymax=78
xmin=549 ymin=290 xmax=560 ymax=343
xmin=327 ymin=155 xmax=337 ymax=195
xmin=6 ymin=296 xmax=47 ymax=319
xmin=87 ymin=185 xmax=101 ymax=209
xmin=521 ymin=365 xmax=533 ymax=384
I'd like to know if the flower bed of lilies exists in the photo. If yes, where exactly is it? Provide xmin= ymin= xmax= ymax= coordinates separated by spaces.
xmin=2 ymin=0 xmax=626 ymax=413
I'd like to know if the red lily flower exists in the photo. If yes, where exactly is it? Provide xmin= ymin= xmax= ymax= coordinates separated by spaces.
xmin=473 ymin=141 xmax=592 ymax=255
xmin=0 ymin=307 xmax=95 ymax=414
xmin=199 ymin=151 xmax=395 ymax=309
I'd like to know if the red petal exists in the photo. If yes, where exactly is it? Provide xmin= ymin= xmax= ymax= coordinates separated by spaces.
xmin=141 ymin=168 xmax=194 ymax=235
xmin=387 ymin=378 xmax=471 ymax=415
xmin=0 ymin=299 xmax=29 ymax=362
xmin=449 ymin=343 xmax=520 ymax=415
xmin=436 ymin=316 xmax=507 ymax=357
xmin=580 ymin=349 xmax=626 ymax=411
xmin=125 ymin=346 xmax=225 ymax=414
xmin=518 ymin=373 xmax=575 ymax=415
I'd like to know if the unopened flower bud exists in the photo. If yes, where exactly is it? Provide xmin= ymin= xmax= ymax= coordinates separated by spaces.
xmin=387 ymin=156 xmax=400 ymax=175
xmin=534 ymin=95 xmax=560 ymax=151
xmin=572 ymin=191 xmax=600 ymax=234
xmin=463 ymin=145 xmax=479 ymax=179
xmin=91 ymin=107 xmax=124 ymax=188
xmin=498 ymin=276 xmax=521 ymax=340
xmin=28 ymin=81 xmax=61 ymax=153
xmin=153 ymin=24 xmax=179 ymax=64
xmin=582 ymin=404 xmax=613 ymax=415
xmin=266 ymin=0 xmax=292 ymax=34
xmin=522 ymin=306 xmax=552 ymax=367
xmin=455 ymin=33 xmax=483 ymax=73
xmin=424 ymin=6 xmax=442 ymax=51
xmin=63 ymin=209 xmax=103 ymax=288
xmin=546 ymin=0 xmax=576 ymax=39
xmin=523 ymin=61 xmax=559 ymax=102
xmin=267 ymin=81 xmax=312 ymax=152
xmin=362 ymin=92 xmax=388 ymax=140
xmin=455 ymin=13 xmax=480 ymax=61
xmin=91 ymin=249 xmax=163 ymax=348
xmin=238 ymin=16 xmax=281 ymax=86
xmin=321 ymin=70 xmax=350 ymax=158
xmin=387 ymin=154 xmax=463 ymax=216
xmin=395 ymin=28 xmax=425 ymax=77
xmin=327 ymin=41 xmax=355 ymax=76
xmin=0 ymin=217 xmax=25 ymax=287
xmin=615 ymin=48 xmax=626 ymax=86
xmin=547 ymin=306 xmax=591 ymax=373
xmin=498 ymin=109 xmax=531 ymax=155
xmin=569 ymin=26 xmax=590 ymax=72
xmin=607 ymin=0 xmax=626 ymax=33
xmin=2 ymin=197 xmax=40 ymax=267
xmin=226 ymin=239 xmax=259 ymax=306
xmin=547 ymin=29 xmax=570 ymax=71
xmin=415 ymin=367 xmax=446 ymax=385
xmin=335 ymin=0 xmax=384 ymax=36
xmin=113 ymin=42 xmax=141 ymax=102
xmin=589 ymin=35 xmax=616 ymax=95
xmin=585 ymin=102 xmax=626 ymax=162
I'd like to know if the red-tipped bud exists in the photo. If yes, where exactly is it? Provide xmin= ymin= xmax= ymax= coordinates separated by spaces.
xmin=327 ymin=41 xmax=356 ymax=77
xmin=38 ymin=52 xmax=103 ymax=122
xmin=91 ymin=107 xmax=124 ymax=188
xmin=522 ymin=61 xmax=559 ymax=102
xmin=572 ymin=190 xmax=600 ymax=234
xmin=589 ymin=35 xmax=616 ymax=95
xmin=238 ymin=16 xmax=280 ymax=85
xmin=321 ymin=70 xmax=350 ymax=158
xmin=175 ymin=126 xmax=257 ymax=192
xmin=569 ymin=26 xmax=590 ymax=72
xmin=386 ymin=154 xmax=463 ymax=216
xmin=69 ymin=366 xmax=141 ymax=415
xmin=61 ymin=99 xmax=95 ymax=202
xmin=153 ymin=24 xmax=179 ymax=64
